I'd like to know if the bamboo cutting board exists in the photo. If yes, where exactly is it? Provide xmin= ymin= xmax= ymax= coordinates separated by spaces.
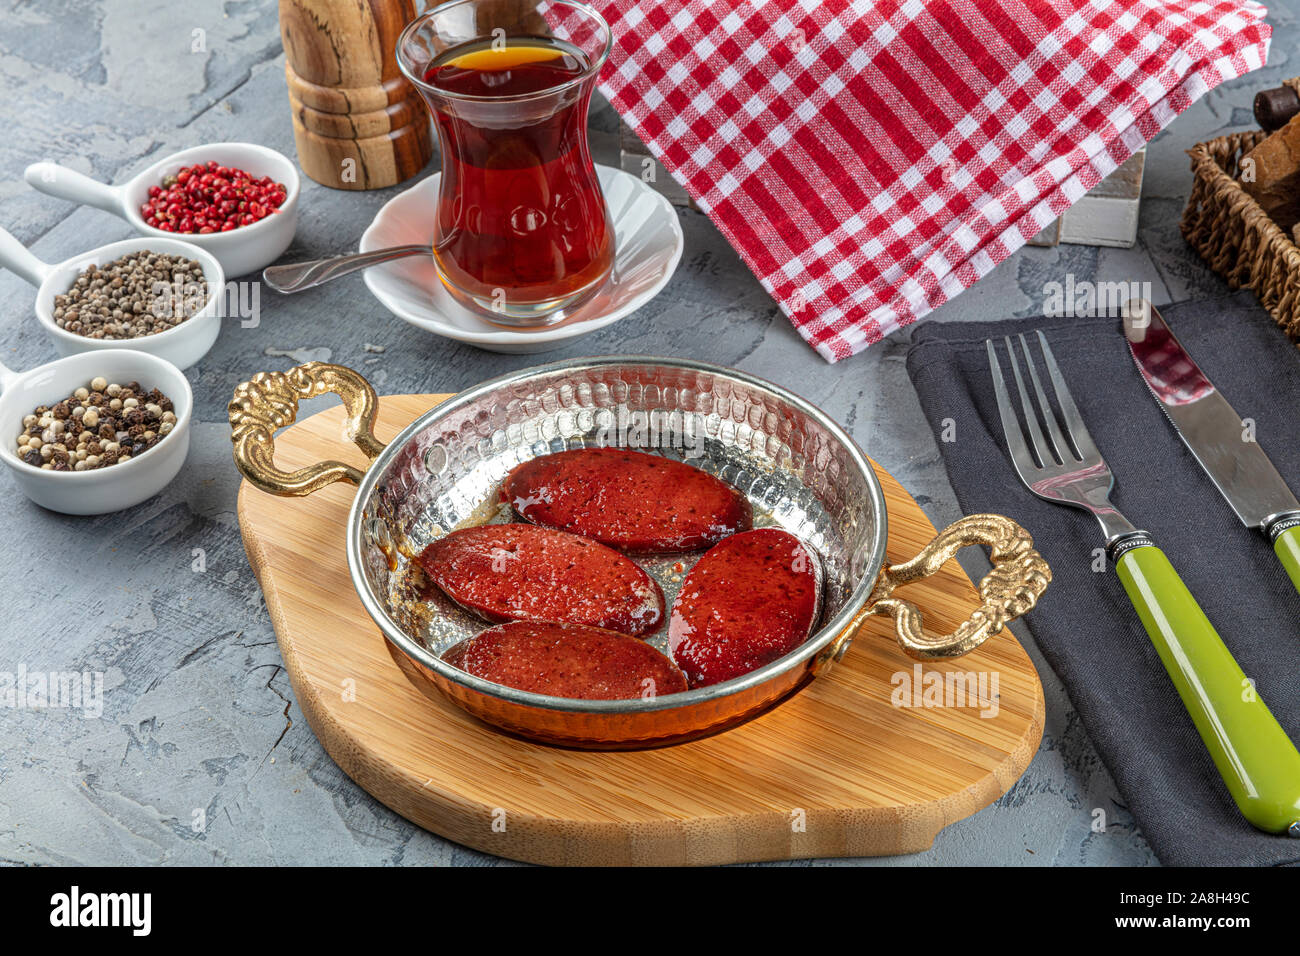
xmin=237 ymin=393 xmax=1045 ymax=866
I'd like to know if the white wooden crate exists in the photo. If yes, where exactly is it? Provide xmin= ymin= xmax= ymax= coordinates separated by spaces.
xmin=1026 ymin=148 xmax=1145 ymax=248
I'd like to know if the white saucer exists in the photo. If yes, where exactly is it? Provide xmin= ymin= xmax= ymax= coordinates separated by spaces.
xmin=360 ymin=164 xmax=683 ymax=354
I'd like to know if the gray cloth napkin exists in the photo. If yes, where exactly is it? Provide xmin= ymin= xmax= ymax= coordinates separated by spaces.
xmin=905 ymin=292 xmax=1300 ymax=867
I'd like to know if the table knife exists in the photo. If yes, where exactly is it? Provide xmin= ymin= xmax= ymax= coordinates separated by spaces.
xmin=1124 ymin=300 xmax=1300 ymax=597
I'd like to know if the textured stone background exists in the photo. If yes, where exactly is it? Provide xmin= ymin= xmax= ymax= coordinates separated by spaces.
xmin=1 ymin=1 xmax=1293 ymax=866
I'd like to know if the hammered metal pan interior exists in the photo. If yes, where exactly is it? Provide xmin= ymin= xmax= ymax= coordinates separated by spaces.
xmin=345 ymin=356 xmax=888 ymax=747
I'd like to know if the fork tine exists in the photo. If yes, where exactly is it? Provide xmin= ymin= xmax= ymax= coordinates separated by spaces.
xmin=1004 ymin=336 xmax=1058 ymax=468
xmin=986 ymin=339 xmax=1041 ymax=479
xmin=1017 ymin=332 xmax=1071 ymax=464
xmin=1035 ymin=330 xmax=1101 ymax=462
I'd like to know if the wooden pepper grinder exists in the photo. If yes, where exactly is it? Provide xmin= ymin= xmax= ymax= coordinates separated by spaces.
xmin=279 ymin=0 xmax=432 ymax=190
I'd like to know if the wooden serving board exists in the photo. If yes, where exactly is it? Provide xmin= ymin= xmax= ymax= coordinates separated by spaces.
xmin=237 ymin=394 xmax=1045 ymax=866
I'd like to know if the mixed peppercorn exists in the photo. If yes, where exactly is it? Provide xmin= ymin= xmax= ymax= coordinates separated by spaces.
xmin=13 ymin=377 xmax=177 ymax=472
xmin=140 ymin=160 xmax=287 ymax=234
xmin=53 ymin=250 xmax=208 ymax=339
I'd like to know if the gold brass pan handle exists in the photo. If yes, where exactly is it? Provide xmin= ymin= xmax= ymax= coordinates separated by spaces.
xmin=229 ymin=362 xmax=385 ymax=496
xmin=825 ymin=513 xmax=1050 ymax=666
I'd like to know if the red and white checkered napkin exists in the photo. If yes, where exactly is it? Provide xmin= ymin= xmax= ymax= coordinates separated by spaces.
xmin=591 ymin=0 xmax=1270 ymax=362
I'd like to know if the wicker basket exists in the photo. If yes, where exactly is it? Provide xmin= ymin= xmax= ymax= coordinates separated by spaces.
xmin=1182 ymin=84 xmax=1300 ymax=344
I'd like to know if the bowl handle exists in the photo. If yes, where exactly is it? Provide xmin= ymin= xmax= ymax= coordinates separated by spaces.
xmin=25 ymin=163 xmax=126 ymax=217
xmin=825 ymin=513 xmax=1050 ymax=665
xmin=229 ymin=362 xmax=385 ymax=496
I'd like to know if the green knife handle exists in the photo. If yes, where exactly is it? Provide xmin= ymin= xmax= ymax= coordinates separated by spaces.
xmin=1274 ymin=525 xmax=1300 ymax=599
xmin=1116 ymin=544 xmax=1300 ymax=834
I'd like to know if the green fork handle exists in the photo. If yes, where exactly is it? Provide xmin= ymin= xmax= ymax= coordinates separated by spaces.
xmin=1275 ymin=525 xmax=1300 ymax=599
xmin=1116 ymin=543 xmax=1300 ymax=835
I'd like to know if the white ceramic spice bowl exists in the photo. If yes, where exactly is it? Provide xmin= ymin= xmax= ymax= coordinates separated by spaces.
xmin=0 ymin=349 xmax=193 ymax=515
xmin=25 ymin=142 xmax=299 ymax=277
xmin=0 ymin=229 xmax=225 ymax=371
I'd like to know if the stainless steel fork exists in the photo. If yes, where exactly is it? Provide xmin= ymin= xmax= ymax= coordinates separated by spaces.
xmin=987 ymin=331 xmax=1146 ymax=553
xmin=987 ymin=331 xmax=1300 ymax=836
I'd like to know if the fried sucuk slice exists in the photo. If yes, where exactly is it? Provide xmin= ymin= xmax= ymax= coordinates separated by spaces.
xmin=417 ymin=524 xmax=663 ymax=635
xmin=442 ymin=621 xmax=688 ymax=700
xmin=501 ymin=447 xmax=752 ymax=553
xmin=668 ymin=528 xmax=822 ymax=688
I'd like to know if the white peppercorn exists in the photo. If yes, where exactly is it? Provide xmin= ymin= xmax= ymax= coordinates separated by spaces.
xmin=53 ymin=256 xmax=206 ymax=340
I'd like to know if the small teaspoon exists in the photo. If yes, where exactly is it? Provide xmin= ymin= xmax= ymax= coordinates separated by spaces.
xmin=262 ymin=244 xmax=432 ymax=293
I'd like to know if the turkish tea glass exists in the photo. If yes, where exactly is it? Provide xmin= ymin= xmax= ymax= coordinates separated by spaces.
xmin=397 ymin=0 xmax=615 ymax=325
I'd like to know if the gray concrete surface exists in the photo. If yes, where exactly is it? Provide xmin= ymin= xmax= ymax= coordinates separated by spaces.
xmin=2 ymin=1 xmax=1292 ymax=866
